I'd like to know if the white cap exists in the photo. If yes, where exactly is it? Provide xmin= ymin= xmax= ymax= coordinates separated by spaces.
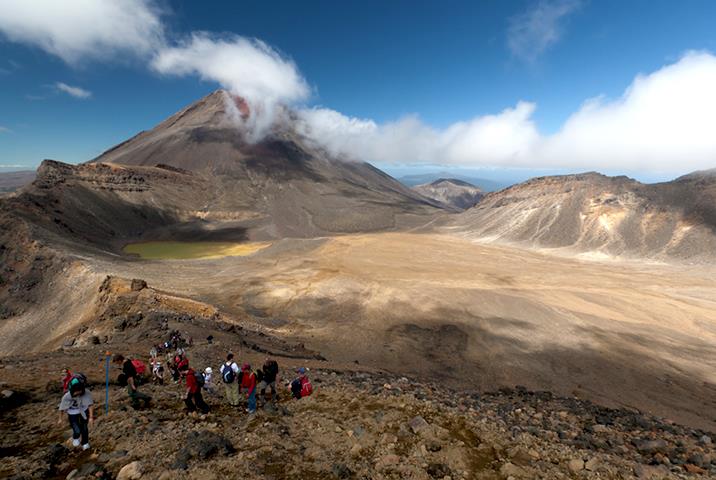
xmin=205 ymin=367 xmax=212 ymax=374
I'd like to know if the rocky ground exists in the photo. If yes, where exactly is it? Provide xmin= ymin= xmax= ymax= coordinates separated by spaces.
xmin=1 ymin=344 xmax=715 ymax=479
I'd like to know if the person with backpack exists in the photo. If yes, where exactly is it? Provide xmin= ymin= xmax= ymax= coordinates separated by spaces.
xmin=183 ymin=366 xmax=209 ymax=415
xmin=57 ymin=374 xmax=94 ymax=450
xmin=113 ymin=354 xmax=151 ymax=409
xmin=219 ymin=353 xmax=240 ymax=407
xmin=257 ymin=358 xmax=279 ymax=405
xmin=130 ymin=358 xmax=147 ymax=385
xmin=289 ymin=367 xmax=313 ymax=400
xmin=170 ymin=350 xmax=189 ymax=383
xmin=239 ymin=363 xmax=257 ymax=414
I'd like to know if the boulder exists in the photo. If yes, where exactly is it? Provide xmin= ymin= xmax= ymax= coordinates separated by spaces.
xmin=375 ymin=454 xmax=400 ymax=471
xmin=683 ymin=464 xmax=707 ymax=474
xmin=584 ymin=457 xmax=600 ymax=471
xmin=633 ymin=464 xmax=669 ymax=479
xmin=331 ymin=463 xmax=353 ymax=479
xmin=507 ymin=446 xmax=533 ymax=466
xmin=567 ymin=458 xmax=584 ymax=473
xmin=499 ymin=462 xmax=527 ymax=478
xmin=173 ymin=430 xmax=234 ymax=470
xmin=426 ymin=463 xmax=451 ymax=478
xmin=633 ymin=439 xmax=667 ymax=455
xmin=408 ymin=415 xmax=430 ymax=434
xmin=117 ymin=461 xmax=143 ymax=480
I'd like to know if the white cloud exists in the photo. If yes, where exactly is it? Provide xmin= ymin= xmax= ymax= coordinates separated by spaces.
xmin=0 ymin=0 xmax=164 ymax=64
xmin=507 ymin=0 xmax=582 ymax=62
xmin=298 ymin=52 xmax=716 ymax=174
xmin=537 ymin=51 xmax=716 ymax=171
xmin=152 ymin=32 xmax=310 ymax=139
xmin=55 ymin=82 xmax=92 ymax=99
xmin=296 ymin=103 xmax=540 ymax=166
xmin=0 ymin=126 xmax=11 ymax=133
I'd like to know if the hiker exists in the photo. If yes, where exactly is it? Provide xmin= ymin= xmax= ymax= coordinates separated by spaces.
xmin=203 ymin=367 xmax=215 ymax=394
xmin=113 ymin=354 xmax=151 ymax=409
xmin=289 ymin=367 xmax=313 ymax=400
xmin=151 ymin=358 xmax=165 ymax=385
xmin=257 ymin=358 xmax=279 ymax=404
xmin=239 ymin=363 xmax=257 ymax=414
xmin=61 ymin=367 xmax=73 ymax=393
xmin=220 ymin=353 xmax=240 ymax=407
xmin=183 ymin=366 xmax=209 ymax=415
xmin=57 ymin=373 xmax=93 ymax=450
xmin=176 ymin=353 xmax=189 ymax=375
xmin=170 ymin=350 xmax=188 ymax=383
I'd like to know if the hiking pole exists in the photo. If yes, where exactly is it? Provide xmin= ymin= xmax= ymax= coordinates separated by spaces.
xmin=105 ymin=351 xmax=111 ymax=415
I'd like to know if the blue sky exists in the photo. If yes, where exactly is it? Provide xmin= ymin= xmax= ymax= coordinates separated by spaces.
xmin=1 ymin=0 xmax=716 ymax=182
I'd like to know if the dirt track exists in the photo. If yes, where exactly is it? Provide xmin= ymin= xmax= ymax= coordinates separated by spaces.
xmin=62 ymin=232 xmax=716 ymax=431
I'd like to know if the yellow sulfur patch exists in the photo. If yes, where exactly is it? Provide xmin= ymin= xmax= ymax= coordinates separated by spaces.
xmin=123 ymin=241 xmax=270 ymax=260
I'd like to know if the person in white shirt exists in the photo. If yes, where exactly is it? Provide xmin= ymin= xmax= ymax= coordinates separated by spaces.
xmin=203 ymin=367 xmax=215 ymax=394
xmin=58 ymin=375 xmax=94 ymax=450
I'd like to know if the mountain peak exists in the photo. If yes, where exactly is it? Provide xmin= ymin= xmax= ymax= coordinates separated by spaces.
xmin=430 ymin=178 xmax=477 ymax=188
xmin=153 ymin=90 xmax=249 ymax=132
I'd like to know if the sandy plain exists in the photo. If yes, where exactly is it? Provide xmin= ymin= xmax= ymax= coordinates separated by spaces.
xmin=75 ymin=232 xmax=716 ymax=430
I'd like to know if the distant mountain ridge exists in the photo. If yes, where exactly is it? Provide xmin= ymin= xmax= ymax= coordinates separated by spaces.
xmin=450 ymin=170 xmax=716 ymax=262
xmin=398 ymin=172 xmax=508 ymax=191
xmin=413 ymin=178 xmax=484 ymax=210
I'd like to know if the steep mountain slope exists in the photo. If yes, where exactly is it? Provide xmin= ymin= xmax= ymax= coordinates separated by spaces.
xmin=1 ymin=90 xmax=445 ymax=251
xmin=449 ymin=171 xmax=716 ymax=262
xmin=413 ymin=178 xmax=484 ymax=210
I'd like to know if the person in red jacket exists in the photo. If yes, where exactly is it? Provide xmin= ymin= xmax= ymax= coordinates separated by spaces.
xmin=239 ymin=364 xmax=257 ymax=414
xmin=61 ymin=367 xmax=73 ymax=393
xmin=289 ymin=367 xmax=313 ymax=399
xmin=183 ymin=367 xmax=209 ymax=415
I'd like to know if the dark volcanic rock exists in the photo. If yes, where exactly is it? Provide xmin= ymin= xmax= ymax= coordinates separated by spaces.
xmin=173 ymin=430 xmax=235 ymax=470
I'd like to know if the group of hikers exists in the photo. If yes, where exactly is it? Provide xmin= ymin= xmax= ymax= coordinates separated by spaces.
xmin=58 ymin=333 xmax=313 ymax=450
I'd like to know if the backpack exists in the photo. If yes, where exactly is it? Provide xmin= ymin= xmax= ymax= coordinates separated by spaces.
xmin=131 ymin=359 xmax=146 ymax=375
xmin=221 ymin=363 xmax=236 ymax=383
xmin=300 ymin=377 xmax=313 ymax=398
xmin=194 ymin=371 xmax=205 ymax=389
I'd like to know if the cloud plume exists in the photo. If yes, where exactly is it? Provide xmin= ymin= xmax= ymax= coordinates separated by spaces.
xmin=152 ymin=33 xmax=309 ymax=139
xmin=298 ymin=52 xmax=716 ymax=174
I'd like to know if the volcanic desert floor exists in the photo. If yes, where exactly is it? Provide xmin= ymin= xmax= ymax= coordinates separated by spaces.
xmin=75 ymin=232 xmax=716 ymax=431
